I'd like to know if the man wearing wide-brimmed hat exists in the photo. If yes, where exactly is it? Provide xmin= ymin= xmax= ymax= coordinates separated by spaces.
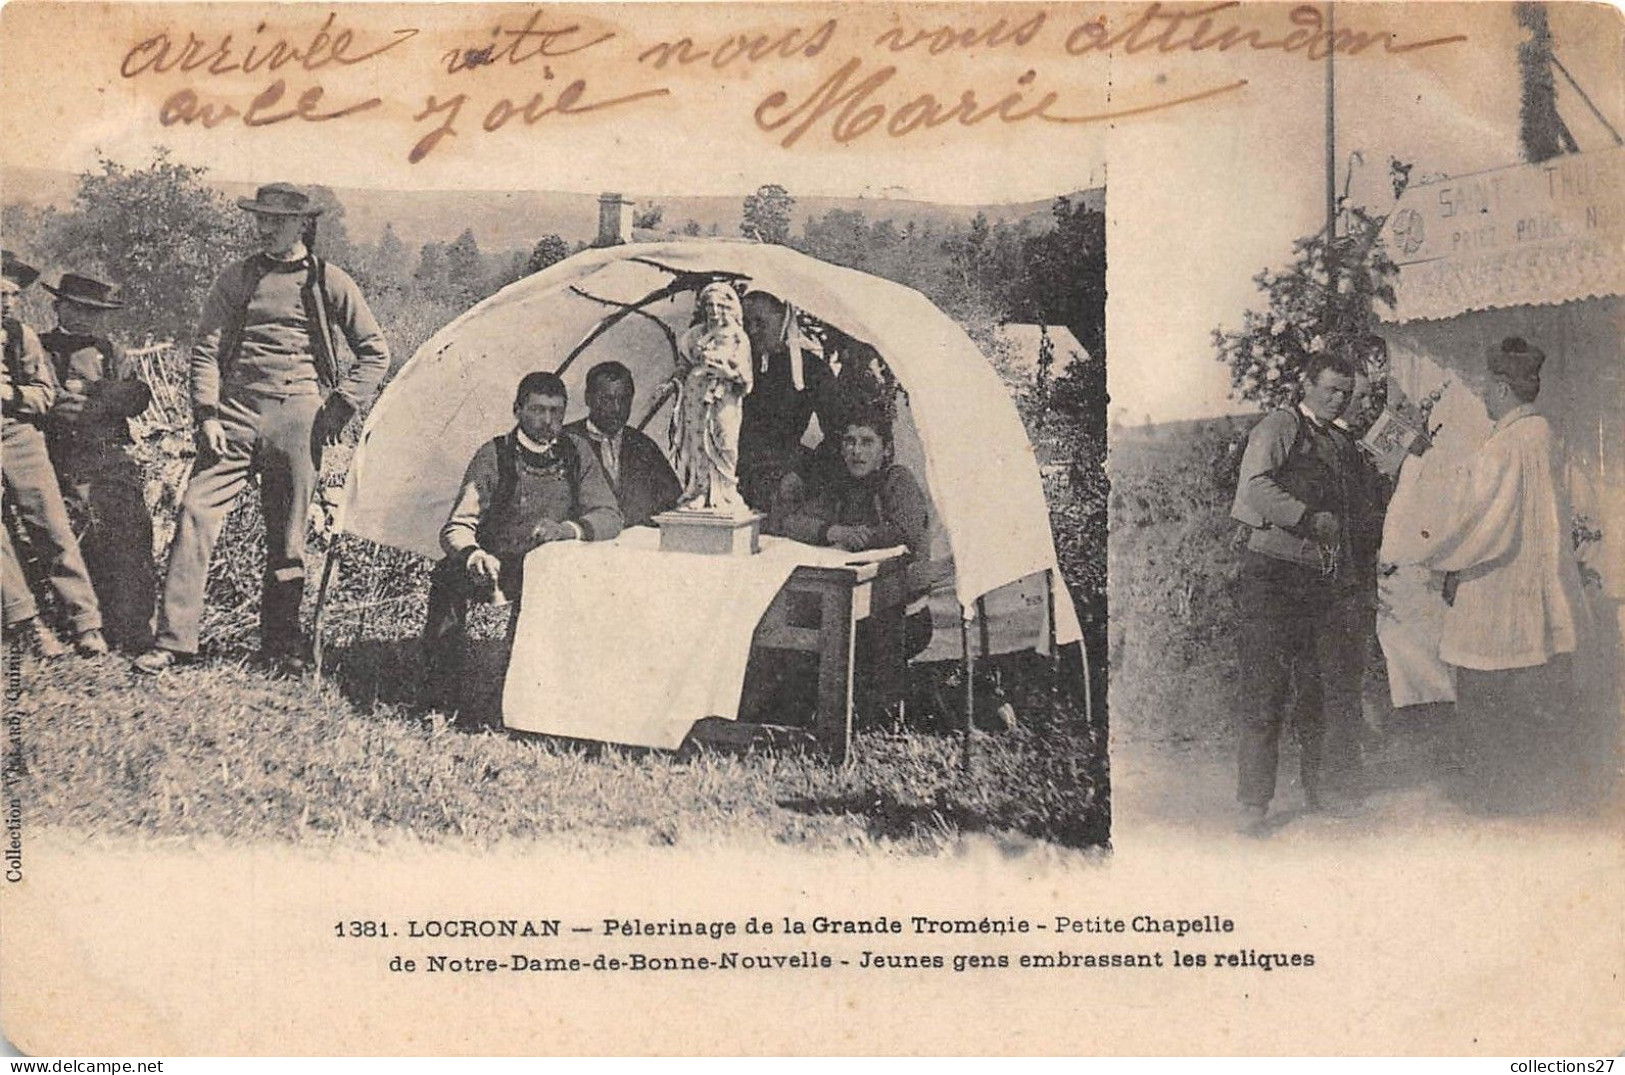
xmin=2 ymin=251 xmax=107 ymax=658
xmin=41 ymin=271 xmax=156 ymax=652
xmin=1414 ymin=337 xmax=1587 ymax=814
xmin=135 ymin=182 xmax=389 ymax=675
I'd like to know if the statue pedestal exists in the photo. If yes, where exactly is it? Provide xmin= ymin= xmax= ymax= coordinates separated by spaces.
xmin=653 ymin=509 xmax=764 ymax=556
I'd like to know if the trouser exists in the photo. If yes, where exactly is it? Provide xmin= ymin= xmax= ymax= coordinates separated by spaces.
xmin=1 ymin=421 xmax=101 ymax=635
xmin=1236 ymin=550 xmax=1365 ymax=807
xmin=2 ymin=522 xmax=38 ymax=627
xmin=155 ymin=393 xmax=323 ymax=656
xmin=56 ymin=448 xmax=156 ymax=651
xmin=420 ymin=554 xmax=522 ymax=713
xmin=1454 ymin=655 xmax=1577 ymax=814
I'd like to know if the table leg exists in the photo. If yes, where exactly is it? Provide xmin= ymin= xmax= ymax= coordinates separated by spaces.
xmin=816 ymin=584 xmax=857 ymax=764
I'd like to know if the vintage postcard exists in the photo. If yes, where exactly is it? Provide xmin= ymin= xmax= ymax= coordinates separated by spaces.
xmin=0 ymin=0 xmax=1619 ymax=1057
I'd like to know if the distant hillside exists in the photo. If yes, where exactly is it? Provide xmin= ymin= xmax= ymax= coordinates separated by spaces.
xmin=1110 ymin=413 xmax=1255 ymax=451
xmin=2 ymin=164 xmax=1102 ymax=252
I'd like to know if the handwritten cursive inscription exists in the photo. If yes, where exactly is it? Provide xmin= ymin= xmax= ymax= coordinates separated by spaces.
xmin=121 ymin=14 xmax=416 ymax=78
xmin=442 ymin=9 xmax=616 ymax=74
xmin=873 ymin=11 xmax=1047 ymax=54
xmin=755 ymin=59 xmax=1248 ymax=148
xmin=160 ymin=79 xmax=381 ymax=129
xmin=638 ymin=19 xmax=837 ymax=69
xmin=1064 ymin=2 xmax=1468 ymax=61
xmin=109 ymin=2 xmax=1472 ymax=165
xmin=409 ymin=82 xmax=670 ymax=163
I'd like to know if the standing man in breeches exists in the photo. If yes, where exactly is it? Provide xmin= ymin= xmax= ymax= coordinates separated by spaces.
xmin=135 ymin=183 xmax=389 ymax=675
xmin=2 ymin=251 xmax=106 ymax=658
xmin=40 ymin=272 xmax=157 ymax=653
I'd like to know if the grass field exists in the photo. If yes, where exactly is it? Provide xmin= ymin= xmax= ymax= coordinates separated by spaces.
xmin=1107 ymin=416 xmax=1254 ymax=753
xmin=6 ymin=637 xmax=1106 ymax=853
xmin=3 ymin=299 xmax=1111 ymax=854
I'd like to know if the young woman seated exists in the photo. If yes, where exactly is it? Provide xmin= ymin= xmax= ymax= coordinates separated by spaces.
xmin=766 ymin=407 xmax=929 ymax=559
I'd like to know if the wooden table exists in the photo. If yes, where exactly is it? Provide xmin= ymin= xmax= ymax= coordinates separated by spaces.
xmin=744 ymin=551 xmax=911 ymax=762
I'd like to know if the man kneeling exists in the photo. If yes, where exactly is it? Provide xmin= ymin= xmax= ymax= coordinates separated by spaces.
xmin=421 ymin=371 xmax=622 ymax=716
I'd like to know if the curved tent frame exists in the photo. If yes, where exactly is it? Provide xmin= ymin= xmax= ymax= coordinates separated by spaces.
xmin=339 ymin=240 xmax=1082 ymax=647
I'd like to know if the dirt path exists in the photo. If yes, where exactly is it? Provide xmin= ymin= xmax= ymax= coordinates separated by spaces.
xmin=1109 ymin=707 xmax=1609 ymax=842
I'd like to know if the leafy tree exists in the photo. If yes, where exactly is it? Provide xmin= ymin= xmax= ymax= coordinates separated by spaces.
xmin=799 ymin=208 xmax=871 ymax=268
xmin=487 ymin=249 xmax=531 ymax=291
xmin=1015 ymin=197 xmax=1106 ymax=366
xmin=304 ymin=185 xmax=357 ymax=264
xmin=444 ymin=228 xmax=486 ymax=307
xmin=524 ymin=234 xmax=570 ymax=275
xmin=413 ymin=241 xmax=449 ymax=300
xmin=1211 ymin=205 xmax=1398 ymax=412
xmin=48 ymin=149 xmax=252 ymax=344
xmin=633 ymin=203 xmax=665 ymax=230
xmin=741 ymin=184 xmax=794 ymax=244
xmin=363 ymin=222 xmax=412 ymax=297
xmin=680 ymin=219 xmax=702 ymax=237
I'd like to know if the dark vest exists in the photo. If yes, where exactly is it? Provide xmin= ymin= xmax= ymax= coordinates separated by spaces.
xmin=476 ymin=432 xmax=585 ymax=560
xmin=1273 ymin=411 xmax=1355 ymax=523
xmin=40 ymin=329 xmax=132 ymax=452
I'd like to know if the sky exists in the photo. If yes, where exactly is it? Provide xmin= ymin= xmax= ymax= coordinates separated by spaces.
xmin=1 ymin=1 xmax=1621 ymax=422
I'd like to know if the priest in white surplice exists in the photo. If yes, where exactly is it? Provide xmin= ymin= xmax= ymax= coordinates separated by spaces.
xmin=1413 ymin=337 xmax=1587 ymax=813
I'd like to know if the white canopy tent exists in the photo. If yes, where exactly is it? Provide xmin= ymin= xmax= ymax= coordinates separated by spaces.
xmin=337 ymin=239 xmax=1084 ymax=657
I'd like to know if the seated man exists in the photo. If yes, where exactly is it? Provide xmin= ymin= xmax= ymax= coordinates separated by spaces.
xmin=764 ymin=406 xmax=935 ymax=722
xmin=421 ymin=371 xmax=622 ymax=715
xmin=563 ymin=360 xmax=680 ymax=528
xmin=767 ymin=406 xmax=930 ymax=561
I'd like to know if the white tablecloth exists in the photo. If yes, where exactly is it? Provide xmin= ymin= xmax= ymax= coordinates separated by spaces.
xmin=501 ymin=527 xmax=875 ymax=749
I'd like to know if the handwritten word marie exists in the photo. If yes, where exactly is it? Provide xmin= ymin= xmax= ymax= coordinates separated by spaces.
xmin=755 ymin=59 xmax=1245 ymax=148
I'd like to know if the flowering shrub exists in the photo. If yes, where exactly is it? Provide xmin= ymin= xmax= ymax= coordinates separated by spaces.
xmin=1212 ymin=205 xmax=1400 ymax=412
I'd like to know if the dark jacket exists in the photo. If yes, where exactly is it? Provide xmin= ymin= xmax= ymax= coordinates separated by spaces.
xmin=768 ymin=463 xmax=930 ymax=558
xmin=2 ymin=318 xmax=54 ymax=425
xmin=1231 ymin=406 xmax=1368 ymax=580
xmin=40 ymin=328 xmax=152 ymax=459
xmin=563 ymin=419 xmax=681 ymax=528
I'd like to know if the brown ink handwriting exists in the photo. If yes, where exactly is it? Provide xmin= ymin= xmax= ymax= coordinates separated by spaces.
xmin=755 ymin=58 xmax=1248 ymax=148
xmin=409 ymin=82 xmax=671 ymax=163
xmin=637 ymin=19 xmax=837 ymax=69
xmin=1064 ymin=2 xmax=1468 ymax=61
xmin=122 ymin=13 xmax=416 ymax=79
xmin=872 ymin=11 xmax=1047 ymax=54
xmin=159 ymin=80 xmax=380 ymax=129
xmin=442 ymin=9 xmax=615 ymax=74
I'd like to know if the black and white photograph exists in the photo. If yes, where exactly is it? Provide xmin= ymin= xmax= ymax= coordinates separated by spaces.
xmin=0 ymin=0 xmax=1620 ymax=1058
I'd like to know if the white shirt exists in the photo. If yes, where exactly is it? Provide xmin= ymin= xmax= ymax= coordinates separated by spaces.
xmin=1421 ymin=404 xmax=1584 ymax=670
xmin=582 ymin=419 xmax=622 ymax=487
xmin=514 ymin=427 xmax=554 ymax=455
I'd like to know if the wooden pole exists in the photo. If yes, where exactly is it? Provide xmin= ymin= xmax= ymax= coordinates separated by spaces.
xmin=311 ymin=535 xmax=342 ymax=686
xmin=1325 ymin=1 xmax=1337 ymax=250
xmin=960 ymin=606 xmax=975 ymax=773
xmin=1045 ymin=568 xmax=1060 ymax=717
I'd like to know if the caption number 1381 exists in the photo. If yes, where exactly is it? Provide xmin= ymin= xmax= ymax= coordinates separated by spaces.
xmin=334 ymin=921 xmax=391 ymax=938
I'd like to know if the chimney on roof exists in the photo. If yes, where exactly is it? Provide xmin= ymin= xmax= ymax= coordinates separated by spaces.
xmin=595 ymin=193 xmax=634 ymax=247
